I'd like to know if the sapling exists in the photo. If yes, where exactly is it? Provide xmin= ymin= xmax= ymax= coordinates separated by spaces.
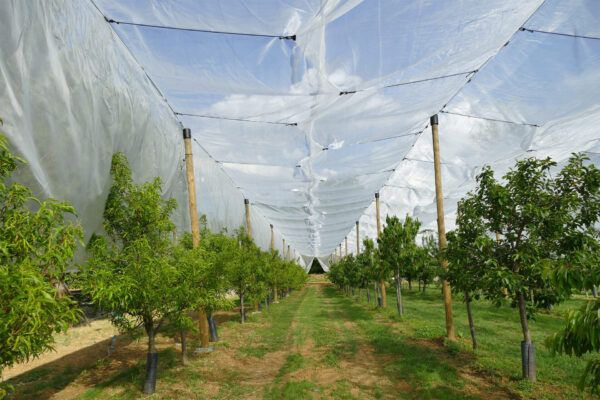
xmin=0 ymin=128 xmax=82 ymax=398
xmin=82 ymin=153 xmax=180 ymax=394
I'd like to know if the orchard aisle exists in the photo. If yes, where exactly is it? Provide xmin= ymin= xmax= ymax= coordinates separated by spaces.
xmin=6 ymin=276 xmax=510 ymax=399
xmin=174 ymin=275 xmax=510 ymax=400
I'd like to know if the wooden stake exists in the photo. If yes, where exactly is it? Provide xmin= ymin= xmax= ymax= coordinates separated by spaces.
xmin=270 ymin=224 xmax=274 ymax=250
xmin=496 ymin=232 xmax=510 ymax=300
xmin=376 ymin=192 xmax=387 ymax=309
xmin=182 ymin=128 xmax=210 ymax=348
xmin=283 ymin=239 xmax=286 ymax=260
xmin=356 ymin=221 xmax=360 ymax=255
xmin=288 ymin=245 xmax=291 ymax=262
xmin=430 ymin=115 xmax=456 ymax=341
xmin=244 ymin=199 xmax=252 ymax=238
xmin=345 ymin=237 xmax=348 ymax=257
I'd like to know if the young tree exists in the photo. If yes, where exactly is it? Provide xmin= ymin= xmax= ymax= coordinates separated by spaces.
xmin=82 ymin=153 xmax=180 ymax=394
xmin=417 ymin=235 xmax=439 ymax=293
xmin=459 ymin=154 xmax=600 ymax=381
xmin=0 ymin=129 xmax=82 ymax=397
xmin=358 ymin=238 xmax=379 ymax=306
xmin=378 ymin=215 xmax=421 ymax=317
xmin=445 ymin=199 xmax=491 ymax=351
xmin=172 ymin=231 xmax=232 ymax=363
xmin=226 ymin=228 xmax=260 ymax=323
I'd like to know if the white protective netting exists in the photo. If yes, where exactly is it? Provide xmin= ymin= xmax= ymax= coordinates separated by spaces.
xmin=1 ymin=0 xmax=599 ymax=265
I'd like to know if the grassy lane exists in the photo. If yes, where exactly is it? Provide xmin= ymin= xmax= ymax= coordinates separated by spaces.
xmin=8 ymin=276 xmax=589 ymax=399
xmin=262 ymin=279 xmax=511 ymax=399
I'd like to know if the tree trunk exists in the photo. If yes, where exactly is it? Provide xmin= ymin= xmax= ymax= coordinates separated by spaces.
xmin=419 ymin=280 xmax=421 ymax=291
xmin=380 ymin=279 xmax=387 ymax=308
xmin=358 ymin=288 xmax=362 ymax=300
xmin=366 ymin=282 xmax=371 ymax=303
xmin=240 ymin=293 xmax=246 ymax=323
xmin=408 ymin=279 xmax=412 ymax=291
xmin=529 ymin=288 xmax=534 ymax=304
xmin=208 ymin=313 xmax=219 ymax=342
xmin=180 ymin=329 xmax=188 ymax=365
xmin=517 ymin=290 xmax=536 ymax=382
xmin=465 ymin=293 xmax=477 ymax=351
xmin=351 ymin=287 xmax=355 ymax=296
xmin=593 ymin=286 xmax=598 ymax=298
xmin=517 ymin=291 xmax=532 ymax=344
xmin=274 ymin=285 xmax=279 ymax=302
xmin=144 ymin=323 xmax=158 ymax=394
xmin=422 ymin=283 xmax=426 ymax=293
xmin=394 ymin=269 xmax=404 ymax=317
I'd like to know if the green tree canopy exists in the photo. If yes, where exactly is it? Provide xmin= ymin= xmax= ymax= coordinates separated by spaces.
xmin=0 ymin=128 xmax=82 ymax=398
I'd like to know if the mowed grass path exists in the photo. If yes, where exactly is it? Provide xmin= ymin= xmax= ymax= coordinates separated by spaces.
xmin=6 ymin=276 xmax=595 ymax=399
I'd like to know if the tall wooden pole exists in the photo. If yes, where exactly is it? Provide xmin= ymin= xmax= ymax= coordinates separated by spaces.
xmin=496 ymin=232 xmax=510 ymax=300
xmin=287 ymin=245 xmax=291 ymax=262
xmin=356 ymin=221 xmax=360 ymax=254
xmin=244 ymin=199 xmax=252 ymax=238
xmin=245 ymin=199 xmax=259 ymax=311
xmin=376 ymin=192 xmax=387 ymax=308
xmin=270 ymin=224 xmax=278 ymax=302
xmin=345 ymin=237 xmax=348 ymax=257
xmin=283 ymin=239 xmax=286 ymax=260
xmin=183 ymin=128 xmax=210 ymax=348
xmin=430 ymin=115 xmax=456 ymax=341
xmin=339 ymin=244 xmax=342 ymax=260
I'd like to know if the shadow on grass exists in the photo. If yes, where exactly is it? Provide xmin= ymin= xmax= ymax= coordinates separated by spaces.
xmin=5 ymin=336 xmax=119 ymax=400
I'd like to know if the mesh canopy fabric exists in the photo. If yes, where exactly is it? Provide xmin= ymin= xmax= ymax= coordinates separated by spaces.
xmin=1 ymin=0 xmax=599 ymax=260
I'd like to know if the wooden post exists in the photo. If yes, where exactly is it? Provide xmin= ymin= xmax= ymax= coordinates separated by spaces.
xmin=356 ymin=221 xmax=360 ymax=255
xmin=183 ymin=128 xmax=210 ymax=349
xmin=270 ymin=224 xmax=274 ymax=250
xmin=496 ymin=232 xmax=510 ymax=300
xmin=283 ymin=239 xmax=286 ymax=260
xmin=244 ymin=199 xmax=252 ymax=238
xmin=376 ymin=192 xmax=387 ymax=309
xmin=244 ymin=199 xmax=259 ymax=312
xmin=339 ymin=244 xmax=342 ymax=260
xmin=287 ymin=245 xmax=291 ymax=262
xmin=345 ymin=237 xmax=348 ymax=257
xmin=430 ymin=115 xmax=456 ymax=341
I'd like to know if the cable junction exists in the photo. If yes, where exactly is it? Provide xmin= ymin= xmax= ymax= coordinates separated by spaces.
xmin=176 ymin=112 xmax=297 ymax=126
xmin=440 ymin=110 xmax=540 ymax=127
xmin=104 ymin=17 xmax=296 ymax=40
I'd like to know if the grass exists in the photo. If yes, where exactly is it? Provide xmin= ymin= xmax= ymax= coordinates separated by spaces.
xmin=5 ymin=276 xmax=597 ymax=399
xmin=348 ymin=281 xmax=597 ymax=399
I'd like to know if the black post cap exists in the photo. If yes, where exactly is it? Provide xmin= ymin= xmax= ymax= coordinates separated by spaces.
xmin=270 ymin=224 xmax=273 ymax=228
xmin=244 ymin=198 xmax=249 ymax=204
xmin=430 ymin=114 xmax=439 ymax=125
xmin=183 ymin=128 xmax=191 ymax=139
xmin=375 ymin=192 xmax=379 ymax=199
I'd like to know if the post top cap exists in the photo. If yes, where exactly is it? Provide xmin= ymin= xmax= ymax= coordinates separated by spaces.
xmin=270 ymin=224 xmax=273 ymax=228
xmin=244 ymin=198 xmax=249 ymax=204
xmin=430 ymin=114 xmax=439 ymax=125
xmin=375 ymin=192 xmax=379 ymax=198
xmin=183 ymin=128 xmax=191 ymax=139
